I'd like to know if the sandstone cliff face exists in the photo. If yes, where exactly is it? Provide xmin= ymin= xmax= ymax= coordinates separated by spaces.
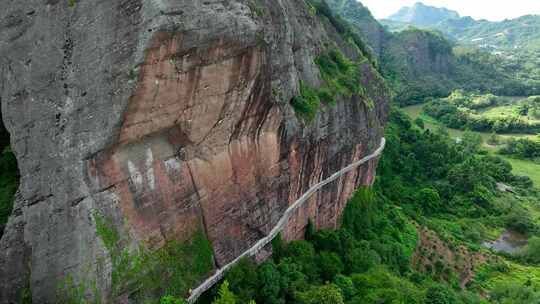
xmin=0 ymin=0 xmax=389 ymax=302
xmin=384 ymin=29 xmax=454 ymax=77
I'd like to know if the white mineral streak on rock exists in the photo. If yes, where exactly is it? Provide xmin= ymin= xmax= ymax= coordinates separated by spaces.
xmin=127 ymin=160 xmax=143 ymax=193
xmin=164 ymin=157 xmax=182 ymax=175
xmin=146 ymin=148 xmax=155 ymax=190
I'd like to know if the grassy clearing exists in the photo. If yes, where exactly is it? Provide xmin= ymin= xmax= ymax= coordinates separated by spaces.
xmin=403 ymin=104 xmax=537 ymax=143
xmin=402 ymin=104 xmax=540 ymax=187
xmin=475 ymin=261 xmax=540 ymax=291
xmin=478 ymin=102 xmax=540 ymax=124
xmin=500 ymin=156 xmax=540 ymax=187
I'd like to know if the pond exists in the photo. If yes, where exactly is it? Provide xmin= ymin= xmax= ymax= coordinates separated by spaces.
xmin=482 ymin=229 xmax=528 ymax=254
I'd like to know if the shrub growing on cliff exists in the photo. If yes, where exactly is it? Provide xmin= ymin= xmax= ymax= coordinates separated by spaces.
xmin=92 ymin=213 xmax=214 ymax=302
xmin=291 ymin=48 xmax=374 ymax=122
xmin=316 ymin=49 xmax=362 ymax=99
xmin=290 ymin=82 xmax=321 ymax=122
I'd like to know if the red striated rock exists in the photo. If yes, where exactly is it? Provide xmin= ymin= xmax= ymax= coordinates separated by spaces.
xmin=87 ymin=31 xmax=388 ymax=265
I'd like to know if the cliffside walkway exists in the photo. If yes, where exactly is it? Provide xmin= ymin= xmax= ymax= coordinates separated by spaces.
xmin=187 ymin=138 xmax=386 ymax=303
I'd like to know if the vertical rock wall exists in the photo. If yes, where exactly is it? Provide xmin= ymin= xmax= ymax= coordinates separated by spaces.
xmin=0 ymin=0 xmax=389 ymax=302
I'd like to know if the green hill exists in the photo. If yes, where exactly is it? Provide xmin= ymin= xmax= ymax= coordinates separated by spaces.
xmin=388 ymin=2 xmax=460 ymax=27
xmin=381 ymin=3 xmax=540 ymax=52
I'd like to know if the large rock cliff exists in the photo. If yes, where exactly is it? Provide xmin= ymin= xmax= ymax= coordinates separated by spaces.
xmin=0 ymin=0 xmax=389 ymax=302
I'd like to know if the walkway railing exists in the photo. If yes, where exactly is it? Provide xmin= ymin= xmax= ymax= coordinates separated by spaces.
xmin=187 ymin=138 xmax=386 ymax=303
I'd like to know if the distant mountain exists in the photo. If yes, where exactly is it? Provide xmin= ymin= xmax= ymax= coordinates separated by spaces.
xmin=382 ymin=2 xmax=540 ymax=51
xmin=325 ymin=0 xmax=540 ymax=104
xmin=387 ymin=2 xmax=460 ymax=27
xmin=440 ymin=15 xmax=540 ymax=51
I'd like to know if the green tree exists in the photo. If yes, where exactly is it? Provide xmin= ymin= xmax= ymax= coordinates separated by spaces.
xmin=351 ymin=267 xmax=423 ymax=304
xmin=333 ymin=275 xmax=354 ymax=300
xmin=312 ymin=230 xmax=342 ymax=253
xmin=272 ymin=233 xmax=285 ymax=263
xmin=296 ymin=284 xmax=344 ymax=304
xmin=524 ymin=236 xmax=540 ymax=263
xmin=487 ymin=132 xmax=501 ymax=146
xmin=345 ymin=242 xmax=380 ymax=274
xmin=317 ymin=251 xmax=344 ymax=281
xmin=417 ymin=188 xmax=441 ymax=214
xmin=505 ymin=207 xmax=536 ymax=235
xmin=490 ymin=281 xmax=540 ymax=304
xmin=258 ymin=262 xmax=284 ymax=304
xmin=415 ymin=117 xmax=425 ymax=129
xmin=225 ymin=258 xmax=259 ymax=303
xmin=277 ymin=258 xmax=308 ymax=298
xmin=284 ymin=240 xmax=319 ymax=281
xmin=305 ymin=219 xmax=316 ymax=241
xmin=461 ymin=130 xmax=483 ymax=154
xmin=213 ymin=281 xmax=237 ymax=304
xmin=425 ymin=283 xmax=458 ymax=304
xmin=342 ymin=188 xmax=377 ymax=239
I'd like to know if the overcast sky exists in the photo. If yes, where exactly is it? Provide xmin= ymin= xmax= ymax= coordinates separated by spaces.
xmin=360 ymin=0 xmax=540 ymax=21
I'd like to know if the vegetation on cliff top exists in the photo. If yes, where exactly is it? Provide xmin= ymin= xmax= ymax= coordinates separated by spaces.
xmin=291 ymin=48 xmax=372 ymax=122
xmin=290 ymin=1 xmax=383 ymax=123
